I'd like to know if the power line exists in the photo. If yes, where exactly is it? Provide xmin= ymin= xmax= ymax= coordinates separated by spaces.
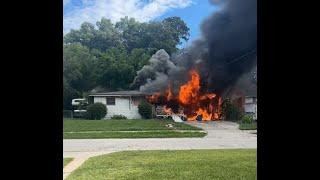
xmin=206 ymin=48 xmax=257 ymax=93
xmin=215 ymin=48 xmax=257 ymax=70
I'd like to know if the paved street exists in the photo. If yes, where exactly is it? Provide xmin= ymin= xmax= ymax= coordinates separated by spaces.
xmin=63 ymin=121 xmax=257 ymax=179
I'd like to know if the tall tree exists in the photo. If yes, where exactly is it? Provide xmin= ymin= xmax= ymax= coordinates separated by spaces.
xmin=63 ymin=43 xmax=97 ymax=109
xmin=115 ymin=17 xmax=144 ymax=52
xmin=63 ymin=16 xmax=190 ymax=109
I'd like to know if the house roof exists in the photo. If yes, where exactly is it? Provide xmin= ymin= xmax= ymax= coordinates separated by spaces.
xmin=89 ymin=90 xmax=147 ymax=97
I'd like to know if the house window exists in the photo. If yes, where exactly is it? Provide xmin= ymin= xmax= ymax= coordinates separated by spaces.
xmin=106 ymin=97 xmax=115 ymax=105
xmin=245 ymin=97 xmax=253 ymax=104
xmin=131 ymin=97 xmax=141 ymax=106
xmin=253 ymin=97 xmax=257 ymax=103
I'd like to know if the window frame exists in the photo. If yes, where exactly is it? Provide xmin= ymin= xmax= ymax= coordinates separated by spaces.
xmin=106 ymin=97 xmax=116 ymax=105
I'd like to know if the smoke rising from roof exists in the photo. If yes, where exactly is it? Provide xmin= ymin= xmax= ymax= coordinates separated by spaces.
xmin=131 ymin=0 xmax=257 ymax=96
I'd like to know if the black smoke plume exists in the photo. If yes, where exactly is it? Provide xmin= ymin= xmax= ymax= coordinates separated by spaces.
xmin=131 ymin=0 xmax=257 ymax=96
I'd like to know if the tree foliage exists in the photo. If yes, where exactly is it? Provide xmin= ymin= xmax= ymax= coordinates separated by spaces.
xmin=221 ymin=99 xmax=243 ymax=121
xmin=241 ymin=115 xmax=253 ymax=124
xmin=138 ymin=101 xmax=153 ymax=119
xmin=63 ymin=16 xmax=189 ymax=109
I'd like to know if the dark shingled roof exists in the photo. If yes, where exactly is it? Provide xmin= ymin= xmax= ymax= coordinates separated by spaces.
xmin=89 ymin=90 xmax=147 ymax=97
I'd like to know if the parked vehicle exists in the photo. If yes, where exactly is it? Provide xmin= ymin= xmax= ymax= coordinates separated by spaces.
xmin=72 ymin=99 xmax=87 ymax=106
xmin=72 ymin=98 xmax=88 ymax=118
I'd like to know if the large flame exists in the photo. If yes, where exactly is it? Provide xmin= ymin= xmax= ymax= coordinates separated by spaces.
xmin=147 ymin=69 xmax=222 ymax=121
xmin=178 ymin=70 xmax=201 ymax=105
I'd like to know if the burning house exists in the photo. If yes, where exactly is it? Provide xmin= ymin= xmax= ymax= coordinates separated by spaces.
xmin=146 ymin=69 xmax=222 ymax=121
xmin=130 ymin=0 xmax=257 ymax=122
xmin=87 ymin=0 xmax=256 ymax=121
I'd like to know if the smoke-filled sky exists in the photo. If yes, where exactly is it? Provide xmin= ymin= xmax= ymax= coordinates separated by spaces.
xmin=64 ymin=0 xmax=257 ymax=96
xmin=63 ymin=0 xmax=220 ymax=47
xmin=132 ymin=0 xmax=257 ymax=96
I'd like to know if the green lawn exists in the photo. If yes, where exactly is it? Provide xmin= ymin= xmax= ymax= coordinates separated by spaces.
xmin=239 ymin=122 xmax=257 ymax=130
xmin=63 ymin=158 xmax=73 ymax=167
xmin=63 ymin=119 xmax=205 ymax=139
xmin=67 ymin=149 xmax=257 ymax=180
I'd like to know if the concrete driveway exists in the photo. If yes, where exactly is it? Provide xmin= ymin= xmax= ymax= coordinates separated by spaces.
xmin=63 ymin=121 xmax=256 ymax=179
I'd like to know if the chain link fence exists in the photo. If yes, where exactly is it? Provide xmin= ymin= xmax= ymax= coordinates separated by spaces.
xmin=63 ymin=110 xmax=87 ymax=119
xmin=63 ymin=110 xmax=73 ymax=119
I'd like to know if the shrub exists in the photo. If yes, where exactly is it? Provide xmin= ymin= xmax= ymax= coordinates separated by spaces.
xmin=222 ymin=99 xmax=243 ymax=121
xmin=138 ymin=101 xmax=152 ymax=119
xmin=111 ymin=115 xmax=127 ymax=119
xmin=239 ymin=122 xmax=257 ymax=130
xmin=241 ymin=115 xmax=253 ymax=124
xmin=85 ymin=103 xmax=107 ymax=120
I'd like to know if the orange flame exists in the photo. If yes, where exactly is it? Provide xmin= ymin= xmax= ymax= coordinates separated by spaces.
xmin=163 ymin=106 xmax=173 ymax=115
xmin=188 ymin=108 xmax=213 ymax=121
xmin=166 ymin=84 xmax=174 ymax=101
xmin=147 ymin=92 xmax=161 ymax=103
xmin=148 ymin=69 xmax=222 ymax=121
xmin=178 ymin=70 xmax=200 ymax=105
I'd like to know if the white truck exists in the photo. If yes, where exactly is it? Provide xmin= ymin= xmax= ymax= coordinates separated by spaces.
xmin=72 ymin=98 xmax=88 ymax=118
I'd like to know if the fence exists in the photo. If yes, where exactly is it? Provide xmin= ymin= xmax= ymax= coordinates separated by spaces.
xmin=63 ymin=110 xmax=73 ymax=119
xmin=63 ymin=110 xmax=88 ymax=119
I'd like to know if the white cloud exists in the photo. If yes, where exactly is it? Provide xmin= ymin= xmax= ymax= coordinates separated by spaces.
xmin=63 ymin=0 xmax=193 ymax=34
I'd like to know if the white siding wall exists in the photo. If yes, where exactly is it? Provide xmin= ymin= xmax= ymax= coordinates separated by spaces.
xmin=244 ymin=97 xmax=257 ymax=120
xmin=93 ymin=96 xmax=142 ymax=119
xmin=245 ymin=98 xmax=253 ymax=104
xmin=244 ymin=104 xmax=256 ymax=113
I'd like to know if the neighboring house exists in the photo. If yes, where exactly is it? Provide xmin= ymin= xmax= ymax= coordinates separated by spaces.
xmin=244 ymin=96 xmax=257 ymax=120
xmin=88 ymin=91 xmax=146 ymax=119
xmin=222 ymin=65 xmax=257 ymax=120
xmin=223 ymin=89 xmax=257 ymax=121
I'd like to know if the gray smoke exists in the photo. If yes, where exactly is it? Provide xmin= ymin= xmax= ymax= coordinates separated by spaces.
xmin=132 ymin=0 xmax=257 ymax=95
xmin=139 ymin=72 xmax=169 ymax=92
xmin=131 ymin=49 xmax=182 ymax=93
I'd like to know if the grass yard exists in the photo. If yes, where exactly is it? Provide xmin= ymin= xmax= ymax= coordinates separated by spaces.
xmin=239 ymin=122 xmax=257 ymax=130
xmin=67 ymin=149 xmax=257 ymax=180
xmin=63 ymin=158 xmax=73 ymax=167
xmin=63 ymin=119 xmax=205 ymax=139
xmin=64 ymin=130 xmax=206 ymax=139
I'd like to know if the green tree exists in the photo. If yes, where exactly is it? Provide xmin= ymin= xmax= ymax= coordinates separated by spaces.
xmin=115 ymin=17 xmax=145 ymax=52
xmin=162 ymin=17 xmax=190 ymax=43
xmin=65 ymin=17 xmax=190 ymax=55
xmin=64 ymin=22 xmax=96 ymax=48
xmin=138 ymin=101 xmax=152 ymax=119
xmin=63 ymin=16 xmax=190 ymax=108
xmin=221 ymin=99 xmax=243 ymax=121
xmin=63 ymin=77 xmax=81 ymax=110
xmin=64 ymin=18 xmax=122 ymax=52
xmin=93 ymin=18 xmax=122 ymax=51
xmin=63 ymin=44 xmax=97 ymax=109
xmin=142 ymin=17 xmax=190 ymax=55
xmin=128 ymin=48 xmax=151 ymax=71
xmin=92 ymin=47 xmax=133 ymax=90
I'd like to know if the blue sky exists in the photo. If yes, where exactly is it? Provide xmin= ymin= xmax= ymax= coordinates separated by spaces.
xmin=63 ymin=0 xmax=219 ymax=48
xmin=156 ymin=0 xmax=218 ymax=48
